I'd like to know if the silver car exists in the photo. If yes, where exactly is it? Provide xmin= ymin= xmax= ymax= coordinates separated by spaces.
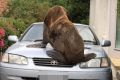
xmin=0 ymin=22 xmax=112 ymax=80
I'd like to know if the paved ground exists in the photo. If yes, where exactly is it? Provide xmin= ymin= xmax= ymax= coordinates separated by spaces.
xmin=109 ymin=54 xmax=120 ymax=80
xmin=112 ymin=64 xmax=120 ymax=80
xmin=116 ymin=70 xmax=120 ymax=80
xmin=112 ymin=65 xmax=117 ymax=80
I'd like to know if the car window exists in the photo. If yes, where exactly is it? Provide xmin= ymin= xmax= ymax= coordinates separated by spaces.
xmin=21 ymin=24 xmax=43 ymax=41
xmin=76 ymin=25 xmax=96 ymax=43
xmin=21 ymin=24 xmax=97 ymax=44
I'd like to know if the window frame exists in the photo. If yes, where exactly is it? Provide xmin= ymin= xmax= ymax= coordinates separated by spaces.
xmin=115 ymin=0 xmax=120 ymax=49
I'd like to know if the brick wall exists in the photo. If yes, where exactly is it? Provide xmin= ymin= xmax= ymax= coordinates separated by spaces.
xmin=0 ymin=0 xmax=7 ymax=16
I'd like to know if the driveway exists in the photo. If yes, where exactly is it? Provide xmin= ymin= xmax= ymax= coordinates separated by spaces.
xmin=112 ymin=64 xmax=120 ymax=80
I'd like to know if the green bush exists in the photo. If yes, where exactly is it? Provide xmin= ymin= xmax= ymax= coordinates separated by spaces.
xmin=1 ymin=0 xmax=90 ymax=52
xmin=49 ymin=0 xmax=90 ymax=24
xmin=0 ymin=17 xmax=26 ymax=51
xmin=1 ymin=0 xmax=52 ymax=52
xmin=13 ymin=19 xmax=26 ymax=36
xmin=4 ymin=0 xmax=51 ymax=25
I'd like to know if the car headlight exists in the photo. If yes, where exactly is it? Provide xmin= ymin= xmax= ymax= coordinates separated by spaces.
xmin=2 ymin=53 xmax=28 ymax=65
xmin=80 ymin=57 xmax=109 ymax=68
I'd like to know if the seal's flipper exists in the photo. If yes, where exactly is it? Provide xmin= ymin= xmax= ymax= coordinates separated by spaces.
xmin=84 ymin=53 xmax=96 ymax=62
xmin=46 ymin=50 xmax=66 ymax=64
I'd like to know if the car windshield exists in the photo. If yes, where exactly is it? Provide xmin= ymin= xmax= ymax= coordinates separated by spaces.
xmin=20 ymin=24 xmax=97 ymax=44
xmin=75 ymin=25 xmax=96 ymax=44
xmin=21 ymin=24 xmax=43 ymax=42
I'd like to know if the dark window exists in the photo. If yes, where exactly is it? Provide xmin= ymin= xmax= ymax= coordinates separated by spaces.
xmin=116 ymin=0 xmax=120 ymax=48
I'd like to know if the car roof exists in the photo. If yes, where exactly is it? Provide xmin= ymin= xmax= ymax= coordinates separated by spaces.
xmin=32 ymin=22 xmax=89 ymax=27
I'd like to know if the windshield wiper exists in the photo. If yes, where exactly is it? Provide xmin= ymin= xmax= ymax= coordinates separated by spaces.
xmin=34 ymin=39 xmax=43 ymax=42
xmin=84 ymin=40 xmax=96 ymax=44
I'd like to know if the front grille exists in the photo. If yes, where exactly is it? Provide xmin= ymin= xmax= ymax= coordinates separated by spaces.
xmin=21 ymin=77 xmax=99 ymax=80
xmin=22 ymin=77 xmax=39 ymax=80
xmin=69 ymin=79 xmax=99 ymax=80
xmin=33 ymin=58 xmax=73 ymax=67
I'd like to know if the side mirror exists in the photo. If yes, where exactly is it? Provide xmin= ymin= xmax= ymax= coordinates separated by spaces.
xmin=8 ymin=35 xmax=18 ymax=42
xmin=101 ymin=40 xmax=111 ymax=47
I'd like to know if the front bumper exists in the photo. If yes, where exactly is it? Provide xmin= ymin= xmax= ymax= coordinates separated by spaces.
xmin=0 ymin=64 xmax=113 ymax=80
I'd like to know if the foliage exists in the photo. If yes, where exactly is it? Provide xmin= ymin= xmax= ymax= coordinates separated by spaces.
xmin=4 ymin=0 xmax=51 ymax=27
xmin=118 ymin=0 xmax=120 ymax=17
xmin=49 ymin=0 xmax=90 ymax=24
xmin=0 ymin=17 xmax=26 ymax=51
xmin=1 ymin=0 xmax=90 ymax=51
xmin=4 ymin=0 xmax=90 ymax=25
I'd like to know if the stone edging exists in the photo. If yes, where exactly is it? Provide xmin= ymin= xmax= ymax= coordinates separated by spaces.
xmin=112 ymin=63 xmax=120 ymax=80
xmin=116 ymin=71 xmax=120 ymax=80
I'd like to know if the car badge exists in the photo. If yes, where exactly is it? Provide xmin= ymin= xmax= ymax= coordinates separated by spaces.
xmin=51 ymin=60 xmax=58 ymax=65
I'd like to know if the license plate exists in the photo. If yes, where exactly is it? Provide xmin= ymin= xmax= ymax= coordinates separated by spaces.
xmin=39 ymin=75 xmax=68 ymax=80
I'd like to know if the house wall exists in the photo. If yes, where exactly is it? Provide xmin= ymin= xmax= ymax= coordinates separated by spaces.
xmin=108 ymin=0 xmax=120 ymax=67
xmin=90 ymin=0 xmax=120 ymax=67
xmin=90 ymin=0 xmax=110 ymax=41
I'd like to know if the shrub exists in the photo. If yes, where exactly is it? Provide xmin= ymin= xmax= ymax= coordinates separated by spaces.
xmin=4 ymin=0 xmax=51 ymax=25
xmin=0 ymin=17 xmax=26 ymax=51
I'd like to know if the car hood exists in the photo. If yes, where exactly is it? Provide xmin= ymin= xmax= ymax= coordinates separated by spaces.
xmin=6 ymin=41 xmax=106 ymax=58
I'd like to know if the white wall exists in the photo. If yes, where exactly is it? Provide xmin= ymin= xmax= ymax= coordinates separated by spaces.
xmin=108 ymin=0 xmax=120 ymax=66
xmin=90 ymin=0 xmax=110 ymax=41
xmin=90 ymin=0 xmax=120 ymax=66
